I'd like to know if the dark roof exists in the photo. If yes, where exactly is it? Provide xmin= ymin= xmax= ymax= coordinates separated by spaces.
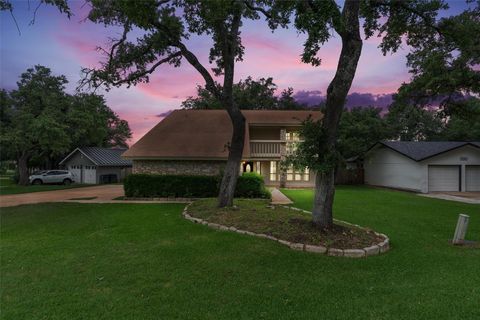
xmin=60 ymin=147 xmax=132 ymax=167
xmin=123 ymin=110 xmax=322 ymax=159
xmin=375 ymin=141 xmax=480 ymax=161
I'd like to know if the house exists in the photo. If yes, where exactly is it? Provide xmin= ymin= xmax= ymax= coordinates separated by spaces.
xmin=364 ymin=141 xmax=480 ymax=193
xmin=60 ymin=147 xmax=132 ymax=184
xmin=122 ymin=109 xmax=322 ymax=187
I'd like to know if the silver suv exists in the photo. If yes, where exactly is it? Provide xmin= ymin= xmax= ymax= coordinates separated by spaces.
xmin=29 ymin=170 xmax=76 ymax=185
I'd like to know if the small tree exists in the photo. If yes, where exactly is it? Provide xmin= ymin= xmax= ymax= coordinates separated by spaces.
xmin=80 ymin=0 xmax=286 ymax=207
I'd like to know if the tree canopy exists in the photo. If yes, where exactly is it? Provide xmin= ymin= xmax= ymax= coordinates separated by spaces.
xmin=182 ymin=76 xmax=307 ymax=110
xmin=0 ymin=65 xmax=131 ymax=185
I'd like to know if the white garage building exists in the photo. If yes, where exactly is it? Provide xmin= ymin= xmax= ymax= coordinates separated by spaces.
xmin=59 ymin=147 xmax=132 ymax=184
xmin=364 ymin=141 xmax=480 ymax=193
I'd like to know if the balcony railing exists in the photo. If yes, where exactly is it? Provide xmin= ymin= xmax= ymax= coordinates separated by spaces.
xmin=250 ymin=140 xmax=304 ymax=158
xmin=250 ymin=140 xmax=282 ymax=157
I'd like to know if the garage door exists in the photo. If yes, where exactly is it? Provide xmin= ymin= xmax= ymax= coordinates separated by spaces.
xmin=428 ymin=165 xmax=460 ymax=192
xmin=466 ymin=165 xmax=480 ymax=191
xmin=84 ymin=166 xmax=97 ymax=184
xmin=69 ymin=165 xmax=82 ymax=183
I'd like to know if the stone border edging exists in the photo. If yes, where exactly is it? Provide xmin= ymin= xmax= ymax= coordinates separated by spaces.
xmin=182 ymin=203 xmax=390 ymax=258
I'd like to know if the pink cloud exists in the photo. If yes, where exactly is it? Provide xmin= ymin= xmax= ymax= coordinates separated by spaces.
xmin=136 ymin=66 xmax=205 ymax=100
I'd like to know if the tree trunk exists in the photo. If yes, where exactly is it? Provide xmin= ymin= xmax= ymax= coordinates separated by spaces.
xmin=217 ymin=8 xmax=244 ymax=208
xmin=217 ymin=109 xmax=246 ymax=207
xmin=313 ymin=170 xmax=335 ymax=226
xmin=312 ymin=0 xmax=363 ymax=228
xmin=17 ymin=153 xmax=30 ymax=186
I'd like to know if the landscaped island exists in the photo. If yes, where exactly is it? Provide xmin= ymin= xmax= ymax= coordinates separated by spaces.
xmin=185 ymin=199 xmax=388 ymax=257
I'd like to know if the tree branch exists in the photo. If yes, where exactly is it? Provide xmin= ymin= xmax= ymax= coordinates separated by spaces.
xmin=244 ymin=1 xmax=271 ymax=19
xmin=373 ymin=0 xmax=444 ymax=37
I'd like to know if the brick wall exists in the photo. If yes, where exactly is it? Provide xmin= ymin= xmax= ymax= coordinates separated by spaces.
xmin=133 ymin=160 xmax=226 ymax=176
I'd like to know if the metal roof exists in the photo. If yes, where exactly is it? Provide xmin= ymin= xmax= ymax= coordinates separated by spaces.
xmin=60 ymin=147 xmax=132 ymax=167
xmin=377 ymin=141 xmax=480 ymax=161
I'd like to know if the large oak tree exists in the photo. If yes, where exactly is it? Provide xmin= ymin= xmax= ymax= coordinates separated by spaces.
xmin=275 ymin=0 xmax=460 ymax=228
xmin=79 ymin=0 xmax=286 ymax=207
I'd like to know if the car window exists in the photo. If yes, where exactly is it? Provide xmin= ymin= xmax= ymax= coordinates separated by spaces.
xmin=46 ymin=171 xmax=56 ymax=175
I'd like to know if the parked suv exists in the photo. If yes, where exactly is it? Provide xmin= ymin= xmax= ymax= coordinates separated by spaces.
xmin=29 ymin=170 xmax=75 ymax=185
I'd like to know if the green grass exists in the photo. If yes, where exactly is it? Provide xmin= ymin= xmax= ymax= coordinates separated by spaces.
xmin=0 ymin=176 xmax=91 ymax=195
xmin=1 ymin=187 xmax=479 ymax=319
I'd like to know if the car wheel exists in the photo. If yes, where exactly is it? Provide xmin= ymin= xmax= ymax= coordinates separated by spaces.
xmin=63 ymin=179 xmax=72 ymax=185
xmin=32 ymin=179 xmax=42 ymax=185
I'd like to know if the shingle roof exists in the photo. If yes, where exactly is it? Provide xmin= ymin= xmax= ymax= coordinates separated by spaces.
xmin=377 ymin=141 xmax=480 ymax=161
xmin=123 ymin=109 xmax=322 ymax=159
xmin=60 ymin=147 xmax=132 ymax=166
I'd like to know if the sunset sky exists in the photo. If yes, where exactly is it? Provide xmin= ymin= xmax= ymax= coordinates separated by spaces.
xmin=0 ymin=1 xmax=470 ymax=143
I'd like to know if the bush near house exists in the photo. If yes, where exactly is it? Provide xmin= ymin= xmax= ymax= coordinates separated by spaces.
xmin=124 ymin=173 xmax=270 ymax=199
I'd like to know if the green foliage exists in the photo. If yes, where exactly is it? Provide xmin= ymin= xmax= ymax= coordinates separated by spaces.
xmin=0 ymin=65 xmax=132 ymax=166
xmin=386 ymin=102 xmax=443 ymax=141
xmin=124 ymin=174 xmax=220 ymax=198
xmin=182 ymin=76 xmax=306 ymax=110
xmin=338 ymin=107 xmax=390 ymax=159
xmin=235 ymin=172 xmax=271 ymax=199
xmin=435 ymin=98 xmax=480 ymax=141
xmin=284 ymin=116 xmax=339 ymax=174
xmin=395 ymin=2 xmax=480 ymax=109
xmin=1 ymin=65 xmax=71 ymax=161
xmin=124 ymin=173 xmax=270 ymax=199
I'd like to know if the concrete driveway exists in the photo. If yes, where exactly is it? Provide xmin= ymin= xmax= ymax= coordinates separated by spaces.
xmin=420 ymin=192 xmax=480 ymax=204
xmin=0 ymin=184 xmax=124 ymax=208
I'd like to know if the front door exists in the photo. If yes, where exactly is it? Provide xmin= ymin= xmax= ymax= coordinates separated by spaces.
xmin=242 ymin=162 xmax=254 ymax=173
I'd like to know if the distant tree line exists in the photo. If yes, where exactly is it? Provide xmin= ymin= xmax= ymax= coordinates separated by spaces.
xmin=0 ymin=65 xmax=132 ymax=185
xmin=183 ymin=76 xmax=480 ymax=161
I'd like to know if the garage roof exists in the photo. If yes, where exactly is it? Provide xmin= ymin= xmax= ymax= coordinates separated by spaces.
xmin=60 ymin=147 xmax=132 ymax=167
xmin=377 ymin=141 xmax=480 ymax=161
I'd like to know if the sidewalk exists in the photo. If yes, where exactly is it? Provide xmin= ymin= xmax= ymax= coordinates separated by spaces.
xmin=270 ymin=188 xmax=293 ymax=205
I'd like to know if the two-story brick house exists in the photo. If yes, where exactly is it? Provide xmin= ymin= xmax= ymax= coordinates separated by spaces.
xmin=122 ymin=109 xmax=321 ymax=187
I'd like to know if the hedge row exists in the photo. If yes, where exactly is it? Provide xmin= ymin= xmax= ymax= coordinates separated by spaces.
xmin=124 ymin=172 xmax=270 ymax=199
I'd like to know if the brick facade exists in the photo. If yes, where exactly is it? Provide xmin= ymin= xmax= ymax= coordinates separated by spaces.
xmin=133 ymin=160 xmax=225 ymax=176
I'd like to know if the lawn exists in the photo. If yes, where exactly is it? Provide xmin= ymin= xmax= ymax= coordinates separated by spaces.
xmin=0 ymin=176 xmax=91 ymax=195
xmin=1 ymin=187 xmax=479 ymax=319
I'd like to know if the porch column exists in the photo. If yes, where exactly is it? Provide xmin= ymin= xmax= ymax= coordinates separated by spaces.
xmin=279 ymin=128 xmax=287 ymax=188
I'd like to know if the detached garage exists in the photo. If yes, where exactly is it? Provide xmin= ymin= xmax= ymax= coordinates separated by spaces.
xmin=364 ymin=141 xmax=480 ymax=193
xmin=60 ymin=147 xmax=132 ymax=184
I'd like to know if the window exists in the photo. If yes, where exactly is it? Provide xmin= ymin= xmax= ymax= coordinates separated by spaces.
xmin=303 ymin=168 xmax=310 ymax=181
xmin=286 ymin=165 xmax=310 ymax=181
xmin=270 ymin=161 xmax=277 ymax=181
xmin=286 ymin=132 xmax=300 ymax=141
xmin=255 ymin=161 xmax=261 ymax=175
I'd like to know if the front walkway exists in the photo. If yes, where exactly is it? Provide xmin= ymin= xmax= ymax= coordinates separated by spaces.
xmin=270 ymin=188 xmax=293 ymax=205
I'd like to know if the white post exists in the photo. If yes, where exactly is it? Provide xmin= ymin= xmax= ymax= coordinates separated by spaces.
xmin=453 ymin=214 xmax=470 ymax=245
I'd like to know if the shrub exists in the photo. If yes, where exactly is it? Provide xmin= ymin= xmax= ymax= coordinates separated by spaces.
xmin=124 ymin=172 xmax=270 ymax=199
xmin=236 ymin=172 xmax=271 ymax=199
xmin=124 ymin=174 xmax=219 ymax=198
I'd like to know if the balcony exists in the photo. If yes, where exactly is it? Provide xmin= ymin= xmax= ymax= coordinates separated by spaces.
xmin=249 ymin=140 xmax=303 ymax=158
xmin=250 ymin=140 xmax=282 ymax=158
